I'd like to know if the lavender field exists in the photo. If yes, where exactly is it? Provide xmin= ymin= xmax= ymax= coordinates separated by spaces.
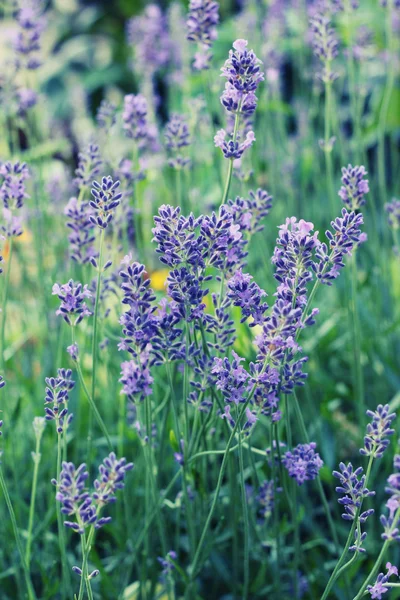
xmin=0 ymin=0 xmax=399 ymax=598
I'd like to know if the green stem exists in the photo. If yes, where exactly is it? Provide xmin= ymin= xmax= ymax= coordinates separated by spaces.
xmin=352 ymin=539 xmax=390 ymax=600
xmin=324 ymin=75 xmax=336 ymax=215
xmin=350 ymin=252 xmax=364 ymax=426
xmin=56 ymin=434 xmax=70 ymax=599
xmin=72 ymin=328 xmax=113 ymax=452
xmin=237 ymin=421 xmax=250 ymax=599
xmin=221 ymin=109 xmax=241 ymax=206
xmin=1 ymin=236 xmax=13 ymax=373
xmin=286 ymin=396 xmax=299 ymax=599
xmin=0 ymin=466 xmax=37 ymax=600
xmin=88 ymin=229 xmax=104 ymax=458
xmin=25 ymin=435 xmax=42 ymax=568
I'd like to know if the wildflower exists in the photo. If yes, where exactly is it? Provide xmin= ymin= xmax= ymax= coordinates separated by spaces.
xmin=44 ymin=369 xmax=75 ymax=434
xmin=227 ymin=269 xmax=268 ymax=326
xmin=122 ymin=94 xmax=149 ymax=143
xmin=73 ymin=144 xmax=102 ymax=192
xmin=90 ymin=177 xmax=122 ymax=230
xmin=64 ymin=197 xmax=96 ymax=264
xmin=165 ymin=114 xmax=191 ymax=169
xmin=367 ymin=564 xmax=399 ymax=599
xmin=257 ymin=480 xmax=276 ymax=520
xmin=314 ymin=208 xmax=364 ymax=285
xmin=67 ymin=343 xmax=79 ymax=361
xmin=92 ymin=452 xmax=134 ymax=506
xmin=386 ymin=199 xmax=400 ymax=230
xmin=127 ymin=4 xmax=170 ymax=75
xmin=96 ymin=99 xmax=116 ymax=131
xmin=338 ymin=165 xmax=370 ymax=210
xmin=214 ymin=129 xmax=256 ymax=160
xmin=158 ymin=550 xmax=177 ymax=576
xmin=186 ymin=0 xmax=219 ymax=69
xmin=333 ymin=462 xmax=375 ymax=521
xmin=360 ymin=404 xmax=396 ymax=459
xmin=283 ymin=443 xmax=323 ymax=485
xmin=227 ymin=189 xmax=273 ymax=234
xmin=13 ymin=0 xmax=46 ymax=71
xmin=309 ymin=13 xmax=339 ymax=82
xmin=52 ymin=280 xmax=93 ymax=326
xmin=0 ymin=161 xmax=30 ymax=210
xmin=212 ymin=351 xmax=250 ymax=405
xmin=120 ymin=351 xmax=154 ymax=402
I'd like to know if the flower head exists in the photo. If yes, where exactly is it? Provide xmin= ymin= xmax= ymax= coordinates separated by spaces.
xmin=360 ymin=404 xmax=396 ymax=459
xmin=90 ymin=177 xmax=122 ymax=229
xmin=52 ymin=280 xmax=93 ymax=326
xmin=338 ymin=164 xmax=369 ymax=210
xmin=283 ymin=442 xmax=323 ymax=485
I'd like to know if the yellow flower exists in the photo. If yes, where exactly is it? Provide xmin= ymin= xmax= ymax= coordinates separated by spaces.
xmin=150 ymin=268 xmax=169 ymax=291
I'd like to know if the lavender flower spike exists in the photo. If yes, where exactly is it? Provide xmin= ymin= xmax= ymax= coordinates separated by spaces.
xmin=186 ymin=0 xmax=219 ymax=70
xmin=52 ymin=280 xmax=93 ymax=326
xmin=90 ymin=177 xmax=122 ymax=230
xmin=283 ymin=443 xmax=323 ymax=486
xmin=360 ymin=404 xmax=396 ymax=459
xmin=333 ymin=462 xmax=375 ymax=522
xmin=338 ymin=165 xmax=370 ymax=210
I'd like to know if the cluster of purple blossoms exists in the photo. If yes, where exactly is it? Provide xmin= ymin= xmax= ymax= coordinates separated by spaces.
xmin=186 ymin=0 xmax=219 ymax=70
xmin=64 ymin=197 xmax=96 ymax=265
xmin=0 ymin=161 xmax=30 ymax=238
xmin=44 ymin=369 xmax=74 ymax=434
xmin=89 ymin=177 xmax=121 ymax=230
xmin=120 ymin=350 xmax=154 ymax=403
xmin=309 ymin=13 xmax=339 ymax=82
xmin=123 ymin=94 xmax=149 ymax=144
xmin=52 ymin=280 xmax=93 ymax=326
xmin=367 ymin=564 xmax=399 ymax=600
xmin=283 ymin=443 xmax=323 ymax=485
xmin=127 ymin=4 xmax=170 ymax=75
xmin=96 ymin=99 xmax=116 ymax=131
xmin=227 ymin=270 xmax=268 ymax=326
xmin=215 ymin=39 xmax=264 ymax=160
xmin=333 ymin=462 xmax=375 ymax=523
xmin=13 ymin=0 xmax=46 ymax=71
xmin=53 ymin=453 xmax=133 ymax=534
xmin=73 ymin=143 xmax=102 ymax=192
xmin=212 ymin=351 xmax=250 ymax=405
xmin=314 ymin=208 xmax=364 ymax=284
xmin=158 ymin=550 xmax=177 ymax=577
xmin=360 ymin=405 xmax=396 ymax=459
xmin=164 ymin=114 xmax=191 ymax=169
xmin=0 ymin=162 xmax=30 ymax=210
xmin=227 ymin=189 xmax=273 ymax=235
xmin=338 ymin=164 xmax=370 ymax=210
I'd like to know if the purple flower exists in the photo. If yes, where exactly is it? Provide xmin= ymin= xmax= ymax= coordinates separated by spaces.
xmin=44 ymin=369 xmax=75 ymax=434
xmin=333 ymin=462 xmax=375 ymax=521
xmin=120 ymin=351 xmax=154 ymax=402
xmin=52 ymin=280 xmax=93 ymax=326
xmin=367 ymin=564 xmax=400 ymax=599
xmin=158 ymin=550 xmax=177 ymax=576
xmin=227 ymin=189 xmax=273 ymax=234
xmin=96 ymin=99 xmax=116 ymax=131
xmin=309 ymin=13 xmax=339 ymax=82
xmin=0 ymin=161 xmax=30 ymax=210
xmin=123 ymin=94 xmax=149 ymax=143
xmin=227 ymin=269 xmax=268 ymax=326
xmin=338 ymin=164 xmax=369 ymax=210
xmin=165 ymin=114 xmax=191 ymax=169
xmin=314 ymin=208 xmax=364 ymax=285
xmin=186 ymin=0 xmax=219 ymax=70
xmin=360 ymin=404 xmax=396 ymax=459
xmin=283 ymin=442 xmax=323 ymax=485
xmin=73 ymin=144 xmax=102 ymax=192
xmin=13 ymin=0 xmax=46 ymax=71
xmin=67 ymin=343 xmax=79 ymax=361
xmin=214 ymin=129 xmax=256 ymax=159
xmin=221 ymin=39 xmax=264 ymax=95
xmin=90 ymin=177 xmax=122 ymax=230
xmin=64 ymin=197 xmax=96 ymax=265
xmin=93 ymin=452 xmax=134 ymax=506
xmin=212 ymin=351 xmax=250 ymax=405
xmin=127 ymin=5 xmax=171 ymax=75
xmin=257 ymin=480 xmax=276 ymax=520
xmin=386 ymin=199 xmax=400 ymax=230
